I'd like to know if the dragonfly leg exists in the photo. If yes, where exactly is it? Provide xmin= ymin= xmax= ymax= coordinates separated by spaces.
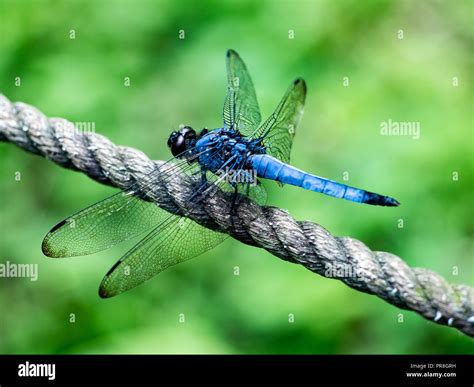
xmin=228 ymin=185 xmax=243 ymax=234
xmin=229 ymin=185 xmax=239 ymax=215
xmin=200 ymin=170 xmax=208 ymax=186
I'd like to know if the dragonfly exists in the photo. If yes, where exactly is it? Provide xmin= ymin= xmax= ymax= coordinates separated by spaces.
xmin=42 ymin=49 xmax=399 ymax=298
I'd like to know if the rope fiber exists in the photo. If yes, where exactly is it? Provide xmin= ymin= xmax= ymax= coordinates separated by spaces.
xmin=0 ymin=94 xmax=473 ymax=337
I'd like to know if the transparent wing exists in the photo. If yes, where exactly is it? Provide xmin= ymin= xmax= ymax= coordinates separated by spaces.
xmin=252 ymin=78 xmax=306 ymax=164
xmin=99 ymin=214 xmax=227 ymax=298
xmin=237 ymin=180 xmax=267 ymax=206
xmin=42 ymin=148 xmax=213 ymax=258
xmin=98 ymin=166 xmax=266 ymax=298
xmin=223 ymin=49 xmax=261 ymax=136
xmin=42 ymin=193 xmax=167 ymax=258
xmin=42 ymin=138 xmax=267 ymax=260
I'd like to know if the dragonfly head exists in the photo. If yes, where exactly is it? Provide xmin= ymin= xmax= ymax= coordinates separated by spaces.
xmin=167 ymin=126 xmax=197 ymax=157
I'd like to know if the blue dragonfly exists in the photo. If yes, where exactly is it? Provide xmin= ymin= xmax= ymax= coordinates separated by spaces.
xmin=42 ymin=50 xmax=399 ymax=297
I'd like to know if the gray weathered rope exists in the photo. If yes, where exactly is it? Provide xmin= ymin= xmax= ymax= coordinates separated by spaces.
xmin=0 ymin=94 xmax=473 ymax=338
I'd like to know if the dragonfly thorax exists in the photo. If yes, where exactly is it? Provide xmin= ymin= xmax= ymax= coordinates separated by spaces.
xmin=194 ymin=128 xmax=265 ymax=175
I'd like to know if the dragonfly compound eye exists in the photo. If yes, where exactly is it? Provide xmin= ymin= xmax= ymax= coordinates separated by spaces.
xmin=168 ymin=127 xmax=197 ymax=157
xmin=169 ymin=134 xmax=186 ymax=156
xmin=179 ymin=126 xmax=196 ymax=140
xmin=167 ymin=131 xmax=178 ymax=148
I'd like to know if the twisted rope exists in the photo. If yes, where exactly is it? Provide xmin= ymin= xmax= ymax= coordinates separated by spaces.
xmin=0 ymin=94 xmax=473 ymax=337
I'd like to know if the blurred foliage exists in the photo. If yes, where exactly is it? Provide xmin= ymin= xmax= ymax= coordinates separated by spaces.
xmin=0 ymin=0 xmax=472 ymax=354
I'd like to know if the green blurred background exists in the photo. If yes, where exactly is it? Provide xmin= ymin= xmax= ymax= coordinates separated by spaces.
xmin=0 ymin=0 xmax=472 ymax=354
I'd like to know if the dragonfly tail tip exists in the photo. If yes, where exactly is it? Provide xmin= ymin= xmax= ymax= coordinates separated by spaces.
xmin=386 ymin=197 xmax=400 ymax=207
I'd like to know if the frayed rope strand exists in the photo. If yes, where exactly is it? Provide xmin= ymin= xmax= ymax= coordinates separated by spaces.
xmin=0 ymin=94 xmax=473 ymax=337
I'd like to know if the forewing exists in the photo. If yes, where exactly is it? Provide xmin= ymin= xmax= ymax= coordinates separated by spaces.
xmin=237 ymin=180 xmax=267 ymax=206
xmin=254 ymin=78 xmax=306 ymax=164
xmin=42 ymin=152 xmax=206 ymax=258
xmin=42 ymin=193 xmax=165 ymax=258
xmin=99 ymin=213 xmax=227 ymax=298
xmin=223 ymin=49 xmax=261 ymax=136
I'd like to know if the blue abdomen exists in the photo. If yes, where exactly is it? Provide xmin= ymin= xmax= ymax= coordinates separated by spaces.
xmin=249 ymin=154 xmax=399 ymax=207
